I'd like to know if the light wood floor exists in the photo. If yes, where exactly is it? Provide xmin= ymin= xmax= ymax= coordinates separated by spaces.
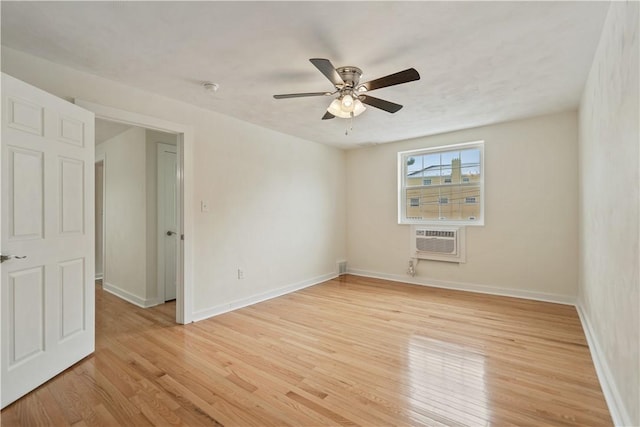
xmin=2 ymin=275 xmax=611 ymax=426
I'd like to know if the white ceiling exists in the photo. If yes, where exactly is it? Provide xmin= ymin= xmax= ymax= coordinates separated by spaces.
xmin=1 ymin=2 xmax=609 ymax=149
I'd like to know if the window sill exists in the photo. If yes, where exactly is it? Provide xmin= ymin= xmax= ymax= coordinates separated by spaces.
xmin=399 ymin=219 xmax=484 ymax=227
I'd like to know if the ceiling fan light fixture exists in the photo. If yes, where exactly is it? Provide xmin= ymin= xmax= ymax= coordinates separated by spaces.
xmin=327 ymin=99 xmax=348 ymax=118
xmin=341 ymin=94 xmax=354 ymax=110
xmin=353 ymin=99 xmax=366 ymax=116
xmin=327 ymin=97 xmax=366 ymax=118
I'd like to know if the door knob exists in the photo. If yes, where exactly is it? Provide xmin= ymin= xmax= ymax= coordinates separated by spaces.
xmin=166 ymin=231 xmax=176 ymax=236
xmin=0 ymin=254 xmax=27 ymax=264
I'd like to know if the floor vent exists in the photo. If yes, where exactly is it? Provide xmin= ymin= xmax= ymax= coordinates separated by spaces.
xmin=337 ymin=261 xmax=348 ymax=275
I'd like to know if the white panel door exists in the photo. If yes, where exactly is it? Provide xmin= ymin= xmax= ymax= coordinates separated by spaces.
xmin=1 ymin=73 xmax=95 ymax=408
xmin=158 ymin=143 xmax=177 ymax=302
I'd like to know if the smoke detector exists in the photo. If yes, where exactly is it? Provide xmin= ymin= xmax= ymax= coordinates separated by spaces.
xmin=203 ymin=82 xmax=219 ymax=93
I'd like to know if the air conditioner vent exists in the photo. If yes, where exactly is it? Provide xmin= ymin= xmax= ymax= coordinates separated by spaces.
xmin=420 ymin=230 xmax=455 ymax=238
xmin=416 ymin=237 xmax=455 ymax=253
xmin=410 ymin=226 xmax=466 ymax=263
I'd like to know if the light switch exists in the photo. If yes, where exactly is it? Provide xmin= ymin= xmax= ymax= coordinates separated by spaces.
xmin=201 ymin=200 xmax=210 ymax=212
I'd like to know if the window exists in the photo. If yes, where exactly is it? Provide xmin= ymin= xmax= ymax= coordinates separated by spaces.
xmin=398 ymin=141 xmax=484 ymax=225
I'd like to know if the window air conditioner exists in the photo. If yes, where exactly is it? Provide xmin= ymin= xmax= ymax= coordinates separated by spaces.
xmin=410 ymin=226 xmax=466 ymax=263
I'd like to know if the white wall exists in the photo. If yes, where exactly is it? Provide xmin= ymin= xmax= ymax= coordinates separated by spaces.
xmin=145 ymin=135 xmax=158 ymax=301
xmin=1 ymin=47 xmax=347 ymax=317
xmin=346 ymin=111 xmax=579 ymax=301
xmin=96 ymin=127 xmax=149 ymax=302
xmin=578 ymin=2 xmax=639 ymax=425
xmin=192 ymin=122 xmax=346 ymax=315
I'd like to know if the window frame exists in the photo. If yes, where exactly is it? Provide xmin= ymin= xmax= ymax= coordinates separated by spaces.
xmin=398 ymin=140 xmax=484 ymax=226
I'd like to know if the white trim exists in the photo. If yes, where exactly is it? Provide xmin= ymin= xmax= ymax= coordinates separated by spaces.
xmin=75 ymin=100 xmax=194 ymax=324
xmin=347 ymin=268 xmax=576 ymax=305
xmin=399 ymin=140 xmax=485 ymax=156
xmin=192 ymin=272 xmax=338 ymax=322
xmin=576 ymin=304 xmax=632 ymax=427
xmin=102 ymin=282 xmax=160 ymax=309
xmin=94 ymin=274 xmax=103 ymax=280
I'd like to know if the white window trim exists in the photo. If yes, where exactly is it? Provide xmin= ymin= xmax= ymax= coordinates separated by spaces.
xmin=398 ymin=140 xmax=484 ymax=226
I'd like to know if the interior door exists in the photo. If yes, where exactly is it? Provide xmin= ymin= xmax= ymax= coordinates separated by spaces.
xmin=158 ymin=143 xmax=177 ymax=301
xmin=1 ymin=73 xmax=95 ymax=408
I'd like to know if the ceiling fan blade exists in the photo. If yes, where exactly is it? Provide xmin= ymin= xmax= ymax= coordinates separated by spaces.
xmin=273 ymin=92 xmax=332 ymax=99
xmin=359 ymin=95 xmax=403 ymax=113
xmin=310 ymin=58 xmax=344 ymax=87
xmin=360 ymin=68 xmax=420 ymax=92
xmin=322 ymin=111 xmax=335 ymax=120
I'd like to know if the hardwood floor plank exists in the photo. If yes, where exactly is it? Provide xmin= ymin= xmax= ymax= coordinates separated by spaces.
xmin=34 ymin=388 xmax=72 ymax=427
xmin=156 ymin=372 xmax=276 ymax=427
xmin=13 ymin=393 xmax=54 ymax=426
xmin=80 ymin=370 xmax=153 ymax=427
xmin=1 ymin=275 xmax=612 ymax=426
xmin=285 ymin=391 xmax=357 ymax=426
xmin=48 ymin=370 xmax=99 ymax=425
xmin=91 ymin=403 xmax=123 ymax=427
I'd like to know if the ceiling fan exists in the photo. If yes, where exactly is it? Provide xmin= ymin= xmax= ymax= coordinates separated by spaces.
xmin=273 ymin=58 xmax=420 ymax=120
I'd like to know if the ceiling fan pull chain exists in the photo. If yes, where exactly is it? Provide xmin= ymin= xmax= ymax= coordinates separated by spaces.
xmin=345 ymin=112 xmax=355 ymax=135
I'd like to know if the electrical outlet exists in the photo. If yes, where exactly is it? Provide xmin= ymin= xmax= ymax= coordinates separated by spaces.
xmin=237 ymin=268 xmax=244 ymax=279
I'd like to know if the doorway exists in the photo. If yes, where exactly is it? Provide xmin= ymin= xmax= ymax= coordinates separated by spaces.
xmin=94 ymin=120 xmax=178 ymax=317
xmin=80 ymin=100 xmax=193 ymax=324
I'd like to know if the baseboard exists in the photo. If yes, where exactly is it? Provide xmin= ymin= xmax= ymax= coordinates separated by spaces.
xmin=576 ymin=304 xmax=632 ymax=427
xmin=95 ymin=274 xmax=103 ymax=280
xmin=347 ymin=268 xmax=576 ymax=305
xmin=102 ymin=282 xmax=160 ymax=309
xmin=192 ymin=272 xmax=338 ymax=322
